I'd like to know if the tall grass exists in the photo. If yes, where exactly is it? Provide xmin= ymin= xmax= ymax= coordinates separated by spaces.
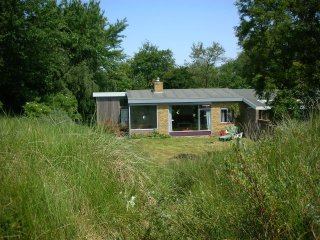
xmin=0 ymin=116 xmax=148 ymax=239
xmin=0 ymin=115 xmax=319 ymax=239
xmin=139 ymin=116 xmax=320 ymax=239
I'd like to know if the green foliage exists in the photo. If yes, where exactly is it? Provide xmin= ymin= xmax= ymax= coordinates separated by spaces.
xmin=236 ymin=0 xmax=320 ymax=116
xmin=101 ymin=62 xmax=133 ymax=91
xmin=0 ymin=0 xmax=127 ymax=119
xmin=23 ymin=93 xmax=80 ymax=121
xmin=62 ymin=61 xmax=97 ymax=118
xmin=48 ymin=93 xmax=81 ymax=121
xmin=129 ymin=41 xmax=175 ymax=89
xmin=23 ymin=102 xmax=52 ymax=118
xmin=129 ymin=130 xmax=170 ymax=139
xmin=188 ymin=41 xmax=226 ymax=87
xmin=162 ymin=66 xmax=195 ymax=89
xmin=225 ymin=117 xmax=320 ymax=238
xmin=217 ymin=54 xmax=252 ymax=88
xmin=271 ymin=89 xmax=304 ymax=120
xmin=229 ymin=103 xmax=241 ymax=121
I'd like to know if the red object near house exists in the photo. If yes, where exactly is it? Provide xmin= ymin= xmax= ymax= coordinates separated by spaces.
xmin=220 ymin=130 xmax=226 ymax=136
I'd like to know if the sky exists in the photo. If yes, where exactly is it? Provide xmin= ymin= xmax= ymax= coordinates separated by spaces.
xmin=100 ymin=0 xmax=241 ymax=65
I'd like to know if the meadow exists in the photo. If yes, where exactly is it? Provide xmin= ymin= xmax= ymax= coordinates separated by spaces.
xmin=0 ymin=114 xmax=319 ymax=239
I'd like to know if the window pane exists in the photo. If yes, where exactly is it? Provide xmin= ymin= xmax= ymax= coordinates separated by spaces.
xmin=221 ymin=108 xmax=234 ymax=123
xmin=200 ymin=109 xmax=210 ymax=130
xmin=221 ymin=109 xmax=228 ymax=122
xmin=172 ymin=105 xmax=198 ymax=131
xmin=130 ymin=106 xmax=157 ymax=129
xmin=259 ymin=110 xmax=268 ymax=120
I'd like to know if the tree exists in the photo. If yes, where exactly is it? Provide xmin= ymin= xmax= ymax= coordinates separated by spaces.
xmin=189 ymin=41 xmax=226 ymax=87
xmin=100 ymin=61 xmax=133 ymax=92
xmin=0 ymin=0 xmax=66 ymax=112
xmin=162 ymin=66 xmax=195 ymax=89
xmin=0 ymin=0 xmax=127 ymax=120
xmin=236 ymin=0 xmax=320 ymax=116
xmin=217 ymin=53 xmax=251 ymax=88
xmin=60 ymin=0 xmax=127 ymax=118
xmin=129 ymin=41 xmax=175 ymax=89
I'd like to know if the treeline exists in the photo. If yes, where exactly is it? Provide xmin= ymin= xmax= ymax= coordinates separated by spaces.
xmin=0 ymin=0 xmax=250 ymax=121
xmin=0 ymin=0 xmax=127 ymax=119
xmin=1 ymin=0 xmax=319 ymax=120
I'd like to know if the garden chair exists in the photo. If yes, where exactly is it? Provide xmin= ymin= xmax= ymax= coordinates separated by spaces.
xmin=218 ymin=126 xmax=240 ymax=141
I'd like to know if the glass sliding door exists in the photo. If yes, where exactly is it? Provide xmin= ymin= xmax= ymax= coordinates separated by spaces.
xmin=171 ymin=105 xmax=198 ymax=131
xmin=170 ymin=105 xmax=211 ymax=131
xmin=199 ymin=108 xmax=211 ymax=130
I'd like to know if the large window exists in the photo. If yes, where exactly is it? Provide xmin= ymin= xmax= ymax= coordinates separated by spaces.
xmin=221 ymin=108 xmax=234 ymax=123
xmin=171 ymin=105 xmax=211 ymax=131
xmin=130 ymin=105 xmax=157 ymax=129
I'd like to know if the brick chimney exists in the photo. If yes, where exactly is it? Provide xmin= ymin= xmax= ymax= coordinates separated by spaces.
xmin=153 ymin=77 xmax=163 ymax=93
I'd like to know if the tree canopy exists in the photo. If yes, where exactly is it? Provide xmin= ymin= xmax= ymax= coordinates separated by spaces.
xmin=188 ymin=41 xmax=226 ymax=87
xmin=129 ymin=41 xmax=175 ymax=89
xmin=236 ymin=0 xmax=320 ymax=115
xmin=0 ymin=0 xmax=127 ymax=119
xmin=4 ymin=0 xmax=318 ymax=120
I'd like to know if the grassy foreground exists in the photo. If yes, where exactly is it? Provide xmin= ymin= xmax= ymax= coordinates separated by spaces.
xmin=0 ymin=115 xmax=319 ymax=239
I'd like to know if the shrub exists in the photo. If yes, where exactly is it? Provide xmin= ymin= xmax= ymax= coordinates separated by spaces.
xmin=48 ymin=93 xmax=81 ymax=121
xmin=23 ymin=102 xmax=52 ymax=117
xmin=23 ymin=93 xmax=81 ymax=121
xmin=129 ymin=130 xmax=170 ymax=139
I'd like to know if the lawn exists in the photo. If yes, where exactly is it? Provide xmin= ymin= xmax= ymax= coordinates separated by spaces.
xmin=127 ymin=136 xmax=234 ymax=162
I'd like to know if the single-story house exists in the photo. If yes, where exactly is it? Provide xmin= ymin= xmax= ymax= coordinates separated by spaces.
xmin=93 ymin=80 xmax=270 ymax=136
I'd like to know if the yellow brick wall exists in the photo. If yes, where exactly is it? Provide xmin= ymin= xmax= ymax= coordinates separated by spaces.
xmin=211 ymin=102 xmax=239 ymax=135
xmin=157 ymin=104 xmax=169 ymax=134
xmin=131 ymin=103 xmax=241 ymax=136
xmin=130 ymin=129 xmax=154 ymax=135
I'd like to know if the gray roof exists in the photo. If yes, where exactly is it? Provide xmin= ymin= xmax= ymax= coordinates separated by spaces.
xmin=127 ymin=88 xmax=270 ymax=110
xmin=232 ymin=89 xmax=270 ymax=110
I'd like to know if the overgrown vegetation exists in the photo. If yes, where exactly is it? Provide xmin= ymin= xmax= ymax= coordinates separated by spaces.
xmin=0 ymin=115 xmax=319 ymax=239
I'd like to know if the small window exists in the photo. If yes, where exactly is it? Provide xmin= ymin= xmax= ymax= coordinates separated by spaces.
xmin=221 ymin=108 xmax=234 ymax=123
xmin=259 ymin=110 xmax=268 ymax=120
xmin=120 ymin=108 xmax=129 ymax=127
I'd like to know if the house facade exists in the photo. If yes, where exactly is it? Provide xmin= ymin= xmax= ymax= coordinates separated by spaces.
xmin=93 ymin=81 xmax=270 ymax=136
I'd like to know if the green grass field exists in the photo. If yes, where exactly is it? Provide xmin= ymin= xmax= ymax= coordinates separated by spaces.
xmin=0 ymin=115 xmax=319 ymax=239
xmin=128 ymin=136 xmax=235 ymax=163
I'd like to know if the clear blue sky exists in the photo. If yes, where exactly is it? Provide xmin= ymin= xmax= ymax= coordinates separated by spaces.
xmin=100 ymin=0 xmax=241 ymax=65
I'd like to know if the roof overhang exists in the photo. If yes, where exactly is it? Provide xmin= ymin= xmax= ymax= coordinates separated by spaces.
xmin=92 ymin=90 xmax=272 ymax=110
xmin=128 ymin=97 xmax=243 ymax=104
xmin=243 ymin=98 xmax=271 ymax=110
xmin=93 ymin=92 xmax=126 ymax=97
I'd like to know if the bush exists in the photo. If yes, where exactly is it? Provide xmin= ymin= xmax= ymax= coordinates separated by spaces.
xmin=48 ymin=93 xmax=81 ymax=121
xmin=23 ymin=93 xmax=81 ymax=121
xmin=129 ymin=130 xmax=170 ymax=139
xmin=23 ymin=102 xmax=52 ymax=117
